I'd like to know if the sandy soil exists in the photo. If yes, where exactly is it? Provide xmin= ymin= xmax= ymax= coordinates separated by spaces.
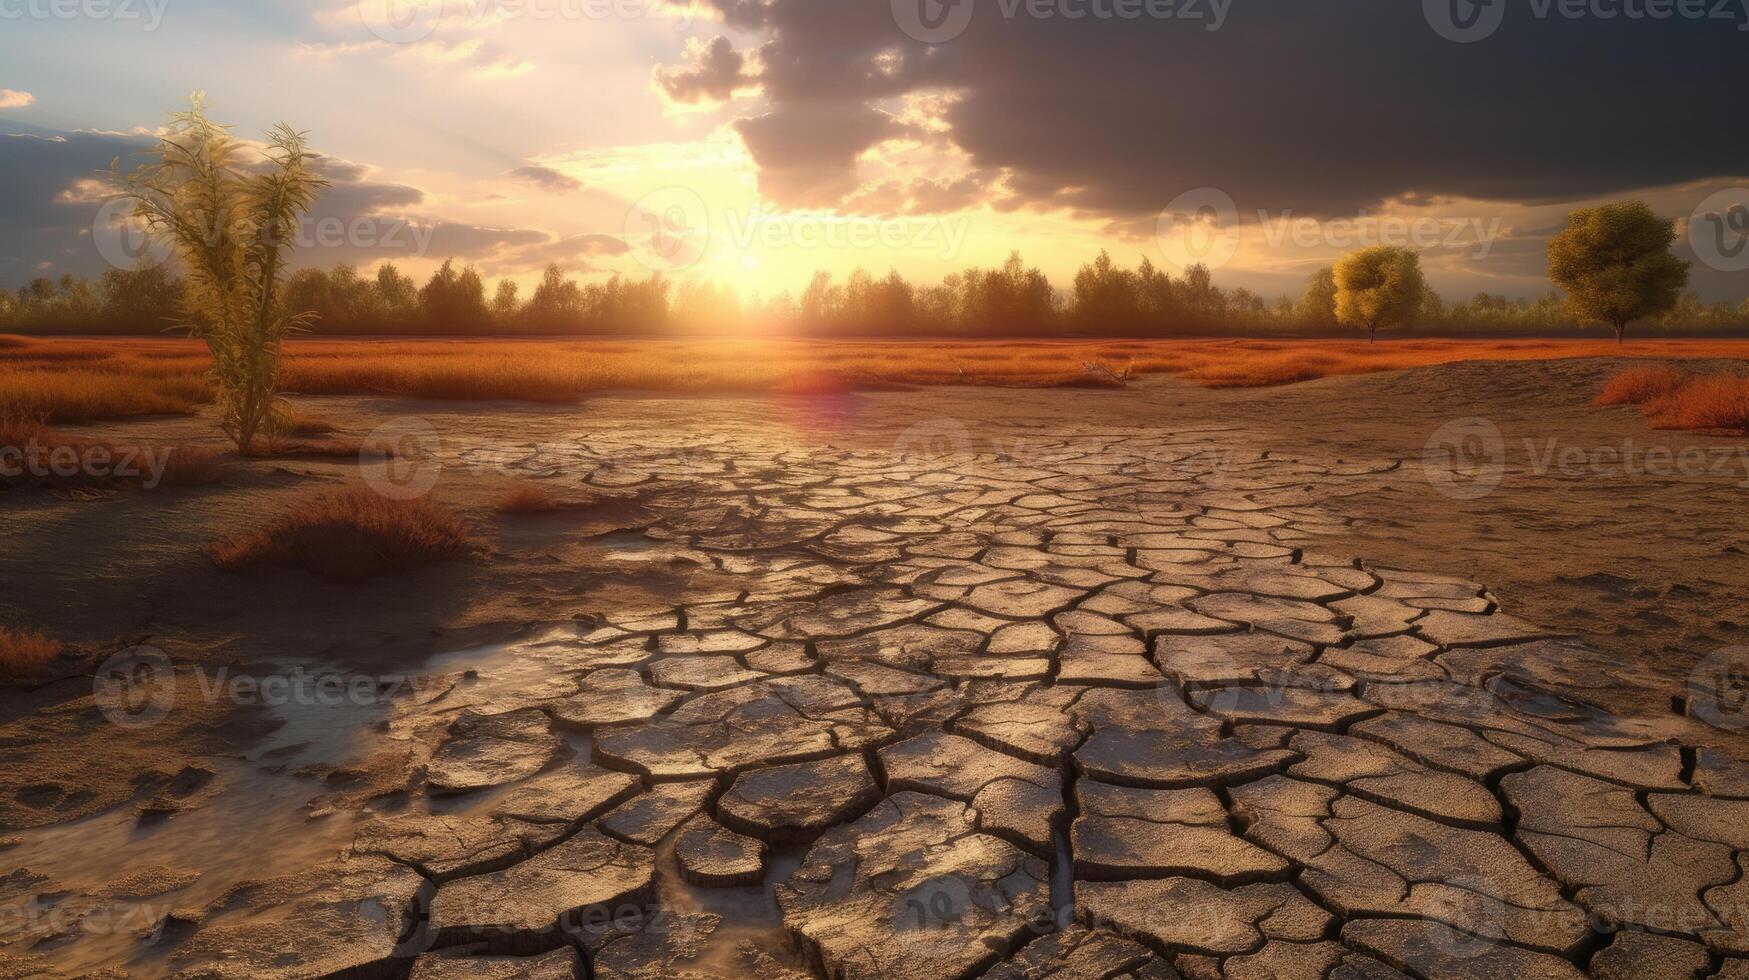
xmin=2 ymin=355 xmax=1747 ymax=977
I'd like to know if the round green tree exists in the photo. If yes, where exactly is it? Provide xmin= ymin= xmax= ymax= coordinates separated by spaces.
xmin=1546 ymin=201 xmax=1689 ymax=343
xmin=1334 ymin=246 xmax=1425 ymax=343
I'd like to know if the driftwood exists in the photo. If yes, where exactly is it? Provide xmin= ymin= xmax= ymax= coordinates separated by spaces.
xmin=1081 ymin=359 xmax=1134 ymax=386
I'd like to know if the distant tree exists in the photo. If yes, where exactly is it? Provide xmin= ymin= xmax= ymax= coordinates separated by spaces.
xmin=1334 ymin=246 xmax=1425 ymax=343
xmin=1300 ymin=267 xmax=1338 ymax=327
xmin=419 ymin=259 xmax=491 ymax=332
xmin=1546 ymin=201 xmax=1689 ymax=343
xmin=799 ymin=271 xmax=841 ymax=329
xmin=490 ymin=279 xmax=521 ymax=327
xmin=375 ymin=262 xmax=419 ymax=326
xmin=118 ymin=94 xmax=325 ymax=451
xmin=1177 ymin=263 xmax=1224 ymax=324
xmin=525 ymin=264 xmax=583 ymax=333
xmin=100 ymin=266 xmax=183 ymax=332
xmin=1135 ymin=257 xmax=1177 ymax=330
xmin=1072 ymin=250 xmax=1143 ymax=334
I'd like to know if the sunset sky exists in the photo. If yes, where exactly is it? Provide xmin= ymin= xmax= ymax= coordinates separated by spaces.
xmin=4 ymin=0 xmax=1747 ymax=302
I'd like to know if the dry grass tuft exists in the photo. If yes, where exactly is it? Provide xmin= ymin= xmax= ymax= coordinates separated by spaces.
xmin=210 ymin=487 xmax=475 ymax=581
xmin=2 ymin=414 xmax=227 ymax=489
xmin=0 ymin=627 xmax=65 ymax=684
xmin=1643 ymin=375 xmax=1749 ymax=432
xmin=9 ymin=337 xmax=1749 ymax=423
xmin=1597 ymin=366 xmax=1749 ymax=433
xmin=497 ymin=481 xmax=562 ymax=515
xmin=157 ymin=447 xmax=230 ymax=487
xmin=1596 ymin=365 xmax=1693 ymax=406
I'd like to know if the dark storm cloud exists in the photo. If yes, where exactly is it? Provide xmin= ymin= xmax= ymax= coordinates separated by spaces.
xmin=0 ymin=123 xmax=578 ymax=281
xmin=0 ymin=127 xmax=146 ymax=285
xmin=680 ymin=0 xmax=1749 ymax=219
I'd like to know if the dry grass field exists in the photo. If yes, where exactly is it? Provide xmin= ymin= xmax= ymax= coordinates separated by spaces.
xmin=6 ymin=334 xmax=1749 ymax=429
xmin=1597 ymin=364 xmax=1749 ymax=431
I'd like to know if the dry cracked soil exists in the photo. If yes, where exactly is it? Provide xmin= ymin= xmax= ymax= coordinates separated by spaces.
xmin=2 ymin=356 xmax=1748 ymax=979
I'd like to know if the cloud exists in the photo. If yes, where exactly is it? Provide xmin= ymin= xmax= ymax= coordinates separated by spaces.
xmin=656 ymin=36 xmax=754 ymax=105
xmin=508 ymin=164 xmax=583 ymax=193
xmin=0 ymin=90 xmax=34 ymax=110
xmin=0 ymin=124 xmax=589 ymax=283
xmin=495 ymin=232 xmax=632 ymax=273
xmin=670 ymin=1 xmax=1749 ymax=223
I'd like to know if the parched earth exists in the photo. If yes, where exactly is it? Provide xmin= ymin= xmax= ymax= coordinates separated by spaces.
xmin=3 ymin=360 xmax=1749 ymax=979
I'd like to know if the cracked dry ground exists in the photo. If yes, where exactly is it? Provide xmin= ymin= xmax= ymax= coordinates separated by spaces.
xmin=7 ymin=405 xmax=1749 ymax=980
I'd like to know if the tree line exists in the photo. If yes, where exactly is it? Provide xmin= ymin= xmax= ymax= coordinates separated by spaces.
xmin=8 ymin=250 xmax=1747 ymax=340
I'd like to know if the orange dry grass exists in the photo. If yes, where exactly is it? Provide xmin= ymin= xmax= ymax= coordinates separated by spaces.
xmin=1597 ymin=366 xmax=1749 ymax=433
xmin=1596 ymin=365 xmax=1693 ymax=406
xmin=209 ymin=487 xmax=475 ymax=581
xmin=11 ymin=337 xmax=1749 ymax=421
xmin=0 ymin=416 xmax=227 ymax=489
xmin=497 ymin=481 xmax=562 ymax=515
xmin=0 ymin=627 xmax=64 ymax=684
xmin=1643 ymin=375 xmax=1749 ymax=432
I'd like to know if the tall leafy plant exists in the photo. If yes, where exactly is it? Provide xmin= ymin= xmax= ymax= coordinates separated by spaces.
xmin=117 ymin=94 xmax=326 ymax=451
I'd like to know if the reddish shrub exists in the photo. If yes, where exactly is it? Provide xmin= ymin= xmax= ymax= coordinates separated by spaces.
xmin=0 ymin=627 xmax=64 ymax=684
xmin=1596 ymin=365 xmax=1693 ymax=406
xmin=209 ymin=487 xmax=475 ymax=581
